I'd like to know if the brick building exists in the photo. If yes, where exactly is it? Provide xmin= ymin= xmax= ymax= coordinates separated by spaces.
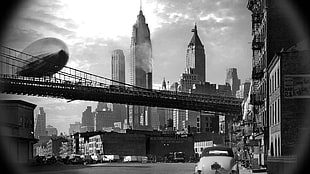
xmin=0 ymin=100 xmax=37 ymax=165
xmin=267 ymin=42 xmax=310 ymax=174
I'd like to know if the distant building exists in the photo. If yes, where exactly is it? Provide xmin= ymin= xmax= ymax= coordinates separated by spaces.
xmin=81 ymin=106 xmax=95 ymax=132
xmin=69 ymin=122 xmax=81 ymax=135
xmin=0 ymin=100 xmax=37 ymax=164
xmin=33 ymin=136 xmax=51 ymax=156
xmin=46 ymin=125 xmax=58 ymax=136
xmin=111 ymin=49 xmax=127 ymax=127
xmin=94 ymin=109 xmax=114 ymax=131
xmin=179 ymin=68 xmax=200 ymax=92
xmin=186 ymin=24 xmax=206 ymax=82
xmin=217 ymin=83 xmax=233 ymax=96
xmin=225 ymin=68 xmax=240 ymax=97
xmin=112 ymin=49 xmax=125 ymax=85
xmin=34 ymin=107 xmax=47 ymax=138
xmin=46 ymin=136 xmax=68 ymax=156
xmin=236 ymin=80 xmax=251 ymax=99
xmin=194 ymin=141 xmax=213 ymax=157
xmin=59 ymin=137 xmax=74 ymax=158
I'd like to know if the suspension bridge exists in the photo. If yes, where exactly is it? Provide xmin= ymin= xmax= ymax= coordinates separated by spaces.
xmin=0 ymin=45 xmax=242 ymax=115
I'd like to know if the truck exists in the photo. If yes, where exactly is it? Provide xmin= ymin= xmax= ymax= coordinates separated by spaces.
xmin=166 ymin=152 xmax=185 ymax=163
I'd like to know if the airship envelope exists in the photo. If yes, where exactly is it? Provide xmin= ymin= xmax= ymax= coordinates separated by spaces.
xmin=16 ymin=37 xmax=69 ymax=77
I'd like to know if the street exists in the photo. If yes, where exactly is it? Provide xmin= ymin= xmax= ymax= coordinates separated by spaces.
xmin=23 ymin=163 xmax=266 ymax=174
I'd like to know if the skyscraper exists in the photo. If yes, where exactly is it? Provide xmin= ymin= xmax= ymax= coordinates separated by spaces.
xmin=186 ymin=24 xmax=206 ymax=82
xmin=177 ymin=25 xmax=207 ymax=132
xmin=129 ymin=7 xmax=152 ymax=129
xmin=225 ymin=68 xmax=241 ymax=97
xmin=112 ymin=49 xmax=125 ymax=86
xmin=129 ymin=9 xmax=152 ymax=87
xmin=81 ymin=106 xmax=94 ymax=132
xmin=34 ymin=107 xmax=46 ymax=138
xmin=111 ymin=49 xmax=127 ymax=125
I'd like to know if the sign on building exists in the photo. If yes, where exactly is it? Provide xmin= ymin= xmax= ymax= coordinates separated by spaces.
xmin=284 ymin=75 xmax=310 ymax=98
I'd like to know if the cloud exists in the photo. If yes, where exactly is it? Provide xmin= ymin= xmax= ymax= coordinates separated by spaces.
xmin=150 ymin=0 xmax=252 ymax=85
xmin=21 ymin=17 xmax=75 ymax=37
xmin=200 ymin=13 xmax=235 ymax=23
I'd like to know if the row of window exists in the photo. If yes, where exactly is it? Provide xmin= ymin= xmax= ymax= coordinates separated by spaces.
xmin=270 ymin=134 xmax=281 ymax=156
xmin=269 ymin=65 xmax=280 ymax=94
xmin=269 ymin=98 xmax=281 ymax=126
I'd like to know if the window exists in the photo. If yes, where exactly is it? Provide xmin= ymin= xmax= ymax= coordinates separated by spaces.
xmin=269 ymin=78 xmax=272 ymax=94
xmin=272 ymin=75 xmax=275 ymax=92
xmin=269 ymin=106 xmax=272 ymax=126
xmin=275 ymin=71 xmax=277 ymax=89
xmin=275 ymin=100 xmax=277 ymax=124
xmin=278 ymin=136 xmax=281 ymax=156
xmin=273 ymin=103 xmax=275 ymax=125
xmin=277 ymin=68 xmax=280 ymax=88
xmin=278 ymin=98 xmax=280 ymax=123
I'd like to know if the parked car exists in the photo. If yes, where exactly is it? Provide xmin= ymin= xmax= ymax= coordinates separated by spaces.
xmin=69 ymin=154 xmax=84 ymax=164
xmin=46 ymin=156 xmax=57 ymax=164
xmin=194 ymin=146 xmax=239 ymax=174
xmin=84 ymin=155 xmax=95 ymax=164
xmin=32 ymin=155 xmax=46 ymax=165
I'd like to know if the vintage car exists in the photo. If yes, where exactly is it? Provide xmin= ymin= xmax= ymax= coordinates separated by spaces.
xmin=194 ymin=146 xmax=239 ymax=174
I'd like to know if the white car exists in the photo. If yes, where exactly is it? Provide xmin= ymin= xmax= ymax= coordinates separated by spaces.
xmin=194 ymin=146 xmax=239 ymax=174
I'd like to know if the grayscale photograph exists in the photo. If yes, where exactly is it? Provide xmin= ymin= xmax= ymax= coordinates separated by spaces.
xmin=0 ymin=0 xmax=309 ymax=174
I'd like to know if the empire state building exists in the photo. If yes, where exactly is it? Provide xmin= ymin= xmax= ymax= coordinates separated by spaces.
xmin=130 ymin=9 xmax=152 ymax=87
xmin=129 ymin=8 xmax=152 ymax=129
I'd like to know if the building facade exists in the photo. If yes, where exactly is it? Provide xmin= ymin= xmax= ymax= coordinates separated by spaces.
xmin=247 ymin=0 xmax=301 ymax=168
xmin=34 ymin=107 xmax=46 ymax=138
xmin=0 ymin=100 xmax=37 ymax=164
xmin=267 ymin=42 xmax=310 ymax=172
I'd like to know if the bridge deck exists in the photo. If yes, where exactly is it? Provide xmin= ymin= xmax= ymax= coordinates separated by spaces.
xmin=0 ymin=74 xmax=242 ymax=115
xmin=0 ymin=45 xmax=242 ymax=116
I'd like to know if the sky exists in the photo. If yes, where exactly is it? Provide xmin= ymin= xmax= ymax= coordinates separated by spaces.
xmin=0 ymin=0 xmax=252 ymax=134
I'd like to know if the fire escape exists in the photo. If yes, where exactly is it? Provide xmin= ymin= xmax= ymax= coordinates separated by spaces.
xmin=247 ymin=0 xmax=268 ymax=165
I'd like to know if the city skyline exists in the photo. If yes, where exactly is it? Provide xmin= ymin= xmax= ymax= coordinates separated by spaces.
xmin=0 ymin=0 xmax=252 ymax=134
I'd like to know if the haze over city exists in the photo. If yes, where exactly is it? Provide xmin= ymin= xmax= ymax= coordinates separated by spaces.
xmin=0 ymin=0 xmax=252 ymax=134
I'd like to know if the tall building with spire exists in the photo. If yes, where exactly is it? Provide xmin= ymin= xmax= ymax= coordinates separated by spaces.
xmin=129 ymin=5 xmax=152 ymax=129
xmin=186 ymin=24 xmax=206 ymax=82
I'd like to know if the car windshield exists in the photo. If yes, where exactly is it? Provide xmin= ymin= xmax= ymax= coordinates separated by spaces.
xmin=201 ymin=147 xmax=234 ymax=157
